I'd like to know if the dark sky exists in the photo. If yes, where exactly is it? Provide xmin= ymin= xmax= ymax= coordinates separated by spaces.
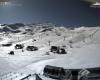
xmin=0 ymin=0 xmax=100 ymax=26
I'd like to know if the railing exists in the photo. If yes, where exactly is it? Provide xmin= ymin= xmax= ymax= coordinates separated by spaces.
xmin=0 ymin=72 xmax=35 ymax=80
xmin=20 ymin=74 xmax=31 ymax=80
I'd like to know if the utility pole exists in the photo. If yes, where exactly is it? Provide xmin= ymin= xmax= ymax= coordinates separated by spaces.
xmin=48 ymin=40 xmax=51 ymax=46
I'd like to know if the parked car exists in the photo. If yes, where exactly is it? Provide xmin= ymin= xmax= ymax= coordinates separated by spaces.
xmin=50 ymin=46 xmax=67 ymax=54
xmin=26 ymin=46 xmax=38 ymax=51
xmin=15 ymin=44 xmax=24 ymax=49
xmin=2 ymin=43 xmax=12 ymax=47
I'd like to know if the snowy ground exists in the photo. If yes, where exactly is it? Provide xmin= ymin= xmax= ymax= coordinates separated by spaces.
xmin=0 ymin=24 xmax=100 ymax=80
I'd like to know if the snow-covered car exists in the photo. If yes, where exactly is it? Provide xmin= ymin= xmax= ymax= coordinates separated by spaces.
xmin=15 ymin=44 xmax=24 ymax=49
xmin=50 ymin=46 xmax=67 ymax=54
xmin=26 ymin=46 xmax=38 ymax=51
xmin=2 ymin=43 xmax=12 ymax=47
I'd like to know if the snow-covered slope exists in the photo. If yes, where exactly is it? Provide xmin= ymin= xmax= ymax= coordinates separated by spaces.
xmin=0 ymin=23 xmax=100 ymax=80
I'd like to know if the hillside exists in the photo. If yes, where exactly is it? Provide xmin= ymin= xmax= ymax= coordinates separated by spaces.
xmin=0 ymin=23 xmax=100 ymax=80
